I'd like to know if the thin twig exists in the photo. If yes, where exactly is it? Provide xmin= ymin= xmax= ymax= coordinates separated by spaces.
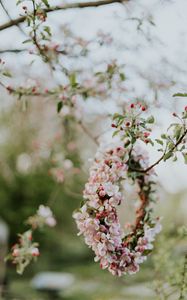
xmin=0 ymin=48 xmax=68 ymax=54
xmin=132 ymin=128 xmax=187 ymax=174
xmin=0 ymin=0 xmax=26 ymax=36
xmin=0 ymin=49 xmax=27 ymax=53
xmin=79 ymin=121 xmax=99 ymax=146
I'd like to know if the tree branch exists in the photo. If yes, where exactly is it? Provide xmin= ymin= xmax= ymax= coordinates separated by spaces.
xmin=0 ymin=48 xmax=68 ymax=55
xmin=132 ymin=128 xmax=187 ymax=174
xmin=0 ymin=0 xmax=128 ymax=32
xmin=79 ymin=121 xmax=99 ymax=146
xmin=0 ymin=49 xmax=28 ymax=53
xmin=0 ymin=0 xmax=26 ymax=35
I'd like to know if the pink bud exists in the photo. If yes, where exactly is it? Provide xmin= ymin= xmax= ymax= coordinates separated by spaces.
xmin=99 ymin=190 xmax=106 ymax=197
xmin=31 ymin=247 xmax=40 ymax=257
xmin=143 ymin=132 xmax=150 ymax=138
xmin=12 ymin=249 xmax=20 ymax=257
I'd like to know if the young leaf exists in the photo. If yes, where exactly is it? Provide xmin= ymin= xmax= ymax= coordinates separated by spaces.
xmin=69 ymin=73 xmax=77 ymax=88
xmin=146 ymin=116 xmax=155 ymax=124
xmin=57 ymin=101 xmax=63 ymax=113
xmin=2 ymin=70 xmax=12 ymax=78
xmin=16 ymin=0 xmax=24 ymax=5
xmin=41 ymin=0 xmax=50 ymax=7
xmin=163 ymin=152 xmax=173 ymax=161
xmin=161 ymin=134 xmax=167 ymax=139
xmin=22 ymin=39 xmax=32 ymax=44
xmin=44 ymin=26 xmax=51 ymax=36
xmin=182 ymin=153 xmax=187 ymax=164
xmin=113 ymin=113 xmax=124 ymax=120
xmin=119 ymin=73 xmax=126 ymax=81
xmin=112 ymin=130 xmax=120 ymax=137
xmin=173 ymin=93 xmax=187 ymax=97
xmin=155 ymin=139 xmax=163 ymax=146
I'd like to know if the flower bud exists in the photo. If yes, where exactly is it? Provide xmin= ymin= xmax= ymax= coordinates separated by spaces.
xmin=31 ymin=247 xmax=40 ymax=257
xmin=12 ymin=249 xmax=20 ymax=257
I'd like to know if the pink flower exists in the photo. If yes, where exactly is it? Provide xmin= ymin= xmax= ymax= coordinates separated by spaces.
xmin=30 ymin=247 xmax=40 ymax=257
xmin=12 ymin=249 xmax=20 ymax=257
xmin=74 ymin=143 xmax=161 ymax=277
xmin=45 ymin=216 xmax=56 ymax=227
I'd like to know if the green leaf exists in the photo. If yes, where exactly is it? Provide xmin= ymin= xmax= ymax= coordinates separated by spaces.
xmin=113 ymin=113 xmax=124 ymax=120
xmin=41 ymin=0 xmax=50 ymax=7
xmin=146 ymin=116 xmax=155 ymax=124
xmin=112 ymin=130 xmax=120 ymax=137
xmin=155 ymin=139 xmax=163 ymax=146
xmin=69 ymin=73 xmax=77 ymax=88
xmin=43 ymin=26 xmax=51 ymax=36
xmin=57 ymin=101 xmax=63 ymax=113
xmin=182 ymin=152 xmax=187 ymax=164
xmin=173 ymin=155 xmax=177 ymax=162
xmin=149 ymin=139 xmax=154 ymax=146
xmin=173 ymin=93 xmax=187 ymax=97
xmin=163 ymin=152 xmax=173 ymax=161
xmin=2 ymin=70 xmax=12 ymax=78
xmin=125 ymin=140 xmax=131 ymax=147
xmin=182 ymin=111 xmax=187 ymax=119
xmin=22 ymin=39 xmax=32 ymax=44
xmin=161 ymin=134 xmax=167 ymax=139
xmin=16 ymin=0 xmax=23 ymax=5
xmin=167 ymin=141 xmax=174 ymax=150
xmin=174 ymin=126 xmax=182 ymax=140
xmin=119 ymin=73 xmax=126 ymax=81
xmin=180 ymin=145 xmax=185 ymax=151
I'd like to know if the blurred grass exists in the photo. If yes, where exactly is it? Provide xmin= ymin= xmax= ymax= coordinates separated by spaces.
xmin=7 ymin=262 xmax=157 ymax=300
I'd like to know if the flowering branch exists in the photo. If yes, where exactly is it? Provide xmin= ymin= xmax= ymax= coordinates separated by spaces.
xmin=112 ymin=104 xmax=187 ymax=174
xmin=141 ymin=127 xmax=187 ymax=174
xmin=8 ymin=205 xmax=56 ymax=274
xmin=73 ymin=103 xmax=187 ymax=277
xmin=0 ymin=0 xmax=129 ymax=32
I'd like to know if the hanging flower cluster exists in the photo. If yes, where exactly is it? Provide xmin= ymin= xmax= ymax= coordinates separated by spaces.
xmin=74 ymin=103 xmax=187 ymax=277
xmin=73 ymin=144 xmax=161 ymax=276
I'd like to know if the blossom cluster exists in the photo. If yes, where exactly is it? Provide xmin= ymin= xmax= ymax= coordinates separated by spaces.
xmin=9 ymin=205 xmax=56 ymax=274
xmin=27 ymin=205 xmax=57 ymax=228
xmin=73 ymin=145 xmax=161 ymax=276
xmin=10 ymin=230 xmax=40 ymax=275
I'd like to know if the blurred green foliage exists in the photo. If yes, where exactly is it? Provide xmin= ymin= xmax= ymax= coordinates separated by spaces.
xmin=0 ymin=106 xmax=187 ymax=300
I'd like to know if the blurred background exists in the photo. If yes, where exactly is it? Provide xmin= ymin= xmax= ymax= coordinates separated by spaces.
xmin=0 ymin=0 xmax=187 ymax=299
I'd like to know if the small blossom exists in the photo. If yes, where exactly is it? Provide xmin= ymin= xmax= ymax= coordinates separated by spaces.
xmin=30 ymin=247 xmax=40 ymax=257
xmin=12 ymin=249 xmax=20 ymax=257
